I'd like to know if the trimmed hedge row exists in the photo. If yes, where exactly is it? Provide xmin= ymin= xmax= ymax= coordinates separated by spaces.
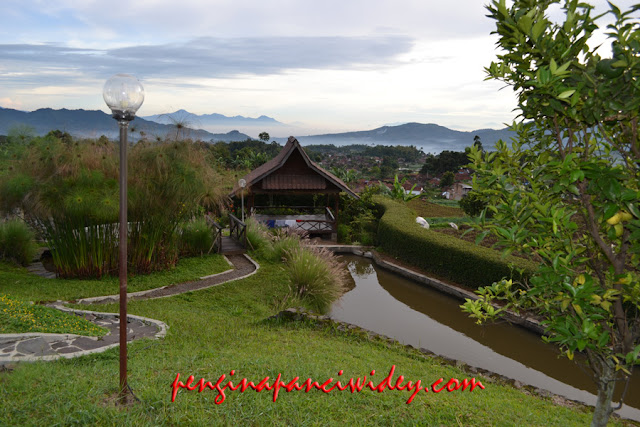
xmin=375 ymin=196 xmax=537 ymax=289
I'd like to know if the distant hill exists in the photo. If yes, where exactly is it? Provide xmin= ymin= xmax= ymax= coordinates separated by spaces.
xmin=142 ymin=109 xmax=282 ymax=128
xmin=0 ymin=107 xmax=516 ymax=152
xmin=0 ymin=107 xmax=251 ymax=142
xmin=291 ymin=122 xmax=516 ymax=153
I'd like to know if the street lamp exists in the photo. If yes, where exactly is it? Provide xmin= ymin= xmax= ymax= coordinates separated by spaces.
xmin=238 ymin=178 xmax=247 ymax=222
xmin=103 ymin=73 xmax=144 ymax=403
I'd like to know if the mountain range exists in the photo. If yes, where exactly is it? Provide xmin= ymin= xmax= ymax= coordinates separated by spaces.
xmin=142 ymin=109 xmax=282 ymax=128
xmin=290 ymin=122 xmax=516 ymax=153
xmin=0 ymin=107 xmax=251 ymax=142
xmin=0 ymin=107 xmax=515 ymax=152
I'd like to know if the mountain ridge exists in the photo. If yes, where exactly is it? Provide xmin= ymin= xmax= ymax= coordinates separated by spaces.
xmin=142 ymin=109 xmax=282 ymax=127
xmin=0 ymin=107 xmax=515 ymax=152
xmin=289 ymin=122 xmax=516 ymax=152
xmin=0 ymin=107 xmax=251 ymax=142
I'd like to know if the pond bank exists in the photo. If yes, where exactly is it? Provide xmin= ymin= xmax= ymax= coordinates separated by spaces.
xmin=317 ymin=244 xmax=640 ymax=423
xmin=318 ymin=245 xmax=543 ymax=334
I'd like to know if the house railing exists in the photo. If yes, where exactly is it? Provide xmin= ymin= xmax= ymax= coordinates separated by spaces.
xmin=250 ymin=206 xmax=336 ymax=235
xmin=205 ymin=215 xmax=224 ymax=254
xmin=228 ymin=213 xmax=247 ymax=249
xmin=251 ymin=206 xmax=326 ymax=215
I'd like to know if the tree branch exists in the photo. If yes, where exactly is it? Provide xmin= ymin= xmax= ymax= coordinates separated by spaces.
xmin=577 ymin=181 xmax=617 ymax=266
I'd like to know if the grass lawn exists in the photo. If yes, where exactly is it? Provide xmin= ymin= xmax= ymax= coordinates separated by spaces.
xmin=0 ymin=254 xmax=609 ymax=426
xmin=0 ymin=254 xmax=231 ymax=302
xmin=407 ymin=199 xmax=465 ymax=218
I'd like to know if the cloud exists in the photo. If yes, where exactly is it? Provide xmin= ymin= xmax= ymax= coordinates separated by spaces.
xmin=0 ymin=35 xmax=414 ymax=85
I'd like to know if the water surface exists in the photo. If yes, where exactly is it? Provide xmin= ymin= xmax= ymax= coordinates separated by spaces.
xmin=330 ymin=255 xmax=640 ymax=422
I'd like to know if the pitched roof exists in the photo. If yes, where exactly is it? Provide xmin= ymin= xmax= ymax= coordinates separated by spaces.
xmin=230 ymin=136 xmax=359 ymax=198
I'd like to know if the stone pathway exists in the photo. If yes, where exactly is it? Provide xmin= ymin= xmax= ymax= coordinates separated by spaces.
xmin=0 ymin=254 xmax=258 ymax=366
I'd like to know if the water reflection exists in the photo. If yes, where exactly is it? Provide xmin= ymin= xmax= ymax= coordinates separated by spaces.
xmin=330 ymin=255 xmax=640 ymax=421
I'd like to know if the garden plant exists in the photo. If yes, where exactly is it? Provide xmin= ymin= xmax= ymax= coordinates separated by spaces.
xmin=462 ymin=1 xmax=640 ymax=425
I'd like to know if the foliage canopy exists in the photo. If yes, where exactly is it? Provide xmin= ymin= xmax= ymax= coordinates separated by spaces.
xmin=461 ymin=1 xmax=640 ymax=425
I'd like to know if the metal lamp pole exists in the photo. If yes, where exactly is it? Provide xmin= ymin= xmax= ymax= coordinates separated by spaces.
xmin=103 ymin=74 xmax=145 ymax=403
xmin=239 ymin=178 xmax=247 ymax=222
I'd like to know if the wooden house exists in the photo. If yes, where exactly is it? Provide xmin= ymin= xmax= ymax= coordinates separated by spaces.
xmin=229 ymin=136 xmax=358 ymax=240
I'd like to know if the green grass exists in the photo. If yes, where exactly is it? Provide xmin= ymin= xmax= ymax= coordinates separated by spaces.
xmin=0 ymin=254 xmax=231 ymax=302
xmin=0 ymin=254 xmax=609 ymax=426
xmin=0 ymin=294 xmax=106 ymax=336
xmin=407 ymin=199 xmax=465 ymax=218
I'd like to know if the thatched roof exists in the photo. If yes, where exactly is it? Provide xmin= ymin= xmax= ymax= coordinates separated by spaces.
xmin=230 ymin=136 xmax=358 ymax=198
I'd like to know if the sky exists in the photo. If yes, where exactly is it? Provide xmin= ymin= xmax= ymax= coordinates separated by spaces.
xmin=0 ymin=0 xmax=635 ymax=136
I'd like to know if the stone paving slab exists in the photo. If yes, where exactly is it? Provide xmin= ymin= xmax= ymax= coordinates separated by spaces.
xmin=0 ymin=254 xmax=258 ymax=365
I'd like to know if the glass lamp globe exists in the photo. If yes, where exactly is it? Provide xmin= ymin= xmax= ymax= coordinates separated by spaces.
xmin=103 ymin=74 xmax=145 ymax=121
xmin=238 ymin=178 xmax=247 ymax=188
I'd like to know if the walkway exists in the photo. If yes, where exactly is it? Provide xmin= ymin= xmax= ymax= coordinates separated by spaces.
xmin=0 ymin=254 xmax=258 ymax=366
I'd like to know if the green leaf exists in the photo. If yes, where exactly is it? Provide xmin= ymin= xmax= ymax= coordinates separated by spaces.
xmin=531 ymin=19 xmax=545 ymax=40
xmin=627 ymin=202 xmax=640 ymax=219
xmin=558 ymin=90 xmax=576 ymax=99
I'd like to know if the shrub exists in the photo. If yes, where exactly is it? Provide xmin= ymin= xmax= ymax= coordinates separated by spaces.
xmin=459 ymin=191 xmax=489 ymax=217
xmin=285 ymin=246 xmax=347 ymax=314
xmin=338 ymin=186 xmax=380 ymax=244
xmin=180 ymin=218 xmax=214 ymax=256
xmin=0 ymin=219 xmax=38 ymax=266
xmin=337 ymin=224 xmax=352 ymax=244
xmin=374 ymin=196 xmax=537 ymax=289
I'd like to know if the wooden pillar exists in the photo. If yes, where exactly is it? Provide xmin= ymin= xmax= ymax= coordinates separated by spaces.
xmin=333 ymin=193 xmax=339 ymax=242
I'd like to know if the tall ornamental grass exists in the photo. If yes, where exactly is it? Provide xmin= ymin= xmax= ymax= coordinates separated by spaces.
xmin=285 ymin=246 xmax=348 ymax=314
xmin=179 ymin=217 xmax=214 ymax=256
xmin=245 ymin=218 xmax=347 ymax=314
xmin=0 ymin=136 xmax=226 ymax=278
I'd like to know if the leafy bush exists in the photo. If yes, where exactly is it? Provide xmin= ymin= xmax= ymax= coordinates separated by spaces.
xmin=285 ymin=246 xmax=347 ymax=314
xmin=337 ymin=186 xmax=380 ymax=244
xmin=374 ymin=196 xmax=537 ymax=289
xmin=386 ymin=175 xmax=421 ymax=202
xmin=337 ymin=224 xmax=352 ymax=244
xmin=180 ymin=218 xmax=214 ymax=256
xmin=459 ymin=192 xmax=489 ymax=217
xmin=0 ymin=219 xmax=38 ymax=266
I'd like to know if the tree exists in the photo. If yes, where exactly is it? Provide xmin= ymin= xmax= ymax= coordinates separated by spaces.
xmin=420 ymin=150 xmax=468 ymax=175
xmin=461 ymin=2 xmax=640 ymax=426
xmin=459 ymin=191 xmax=488 ymax=217
xmin=258 ymin=132 xmax=270 ymax=142
xmin=473 ymin=135 xmax=483 ymax=152
xmin=439 ymin=171 xmax=454 ymax=189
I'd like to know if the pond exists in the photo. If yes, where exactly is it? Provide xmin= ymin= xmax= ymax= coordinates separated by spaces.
xmin=330 ymin=255 xmax=640 ymax=422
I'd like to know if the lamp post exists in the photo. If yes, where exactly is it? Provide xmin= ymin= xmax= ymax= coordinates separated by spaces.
xmin=238 ymin=178 xmax=247 ymax=222
xmin=103 ymin=73 xmax=144 ymax=403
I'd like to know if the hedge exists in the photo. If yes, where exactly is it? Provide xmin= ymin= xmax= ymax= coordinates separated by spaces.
xmin=374 ymin=196 xmax=538 ymax=289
